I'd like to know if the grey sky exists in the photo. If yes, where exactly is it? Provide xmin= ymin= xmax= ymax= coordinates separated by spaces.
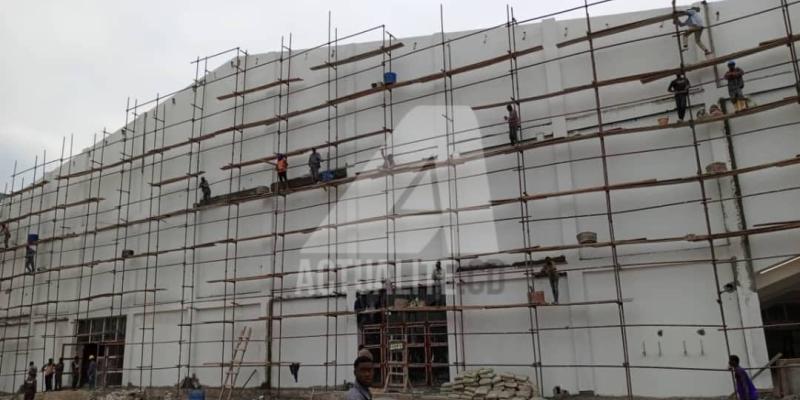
xmin=0 ymin=0 xmax=700 ymax=190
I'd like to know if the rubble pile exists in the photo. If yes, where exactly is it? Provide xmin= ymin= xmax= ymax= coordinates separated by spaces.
xmin=440 ymin=369 xmax=540 ymax=400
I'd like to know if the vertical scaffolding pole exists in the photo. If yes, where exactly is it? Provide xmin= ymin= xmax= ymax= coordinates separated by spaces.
xmin=582 ymin=1 xmax=634 ymax=398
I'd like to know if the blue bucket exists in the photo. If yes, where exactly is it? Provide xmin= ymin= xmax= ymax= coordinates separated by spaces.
xmin=188 ymin=389 xmax=205 ymax=400
xmin=27 ymin=234 xmax=38 ymax=243
xmin=383 ymin=72 xmax=397 ymax=85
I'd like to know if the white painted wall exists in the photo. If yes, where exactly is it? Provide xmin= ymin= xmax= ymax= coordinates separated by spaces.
xmin=1 ymin=0 xmax=798 ymax=396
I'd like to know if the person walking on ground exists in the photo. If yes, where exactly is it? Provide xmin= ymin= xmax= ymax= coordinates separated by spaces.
xmin=724 ymin=61 xmax=747 ymax=112
xmin=55 ymin=357 xmax=64 ymax=391
xmin=729 ymin=355 xmax=758 ymax=400
xmin=308 ymin=148 xmax=323 ymax=183
xmin=27 ymin=362 xmax=37 ymax=382
xmin=70 ymin=355 xmax=80 ymax=389
xmin=25 ymin=240 xmax=36 ymax=273
xmin=504 ymin=104 xmax=520 ymax=145
xmin=668 ymin=73 xmax=691 ymax=121
xmin=346 ymin=356 xmax=374 ymax=400
xmin=678 ymin=7 xmax=712 ymax=56
xmin=541 ymin=257 xmax=560 ymax=304
xmin=42 ymin=358 xmax=55 ymax=391
xmin=87 ymin=355 xmax=97 ymax=390
xmin=199 ymin=177 xmax=211 ymax=203
xmin=23 ymin=367 xmax=36 ymax=400
xmin=276 ymin=154 xmax=289 ymax=191
xmin=1 ymin=223 xmax=10 ymax=249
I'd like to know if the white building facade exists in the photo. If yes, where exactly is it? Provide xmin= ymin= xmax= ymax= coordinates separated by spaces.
xmin=1 ymin=0 xmax=798 ymax=396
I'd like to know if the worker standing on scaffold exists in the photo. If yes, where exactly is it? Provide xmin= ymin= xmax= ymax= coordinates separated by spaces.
xmin=504 ymin=104 xmax=520 ymax=145
xmin=668 ymin=73 xmax=691 ymax=121
xmin=678 ymin=6 xmax=712 ymax=56
xmin=725 ymin=61 xmax=747 ymax=112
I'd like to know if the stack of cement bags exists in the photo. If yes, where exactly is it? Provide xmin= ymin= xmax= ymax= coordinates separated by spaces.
xmin=440 ymin=369 xmax=540 ymax=400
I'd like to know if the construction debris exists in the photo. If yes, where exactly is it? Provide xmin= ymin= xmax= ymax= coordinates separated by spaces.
xmin=440 ymin=369 xmax=540 ymax=400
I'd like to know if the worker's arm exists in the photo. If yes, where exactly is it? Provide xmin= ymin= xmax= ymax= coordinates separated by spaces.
xmin=668 ymin=81 xmax=675 ymax=93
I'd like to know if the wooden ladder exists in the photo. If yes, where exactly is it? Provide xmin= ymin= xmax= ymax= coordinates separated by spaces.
xmin=219 ymin=326 xmax=252 ymax=400
xmin=383 ymin=332 xmax=409 ymax=392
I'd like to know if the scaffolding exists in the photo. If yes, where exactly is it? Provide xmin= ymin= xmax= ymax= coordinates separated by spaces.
xmin=1 ymin=0 xmax=800 ymax=398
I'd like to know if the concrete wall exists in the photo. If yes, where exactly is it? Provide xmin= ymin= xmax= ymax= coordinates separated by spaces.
xmin=1 ymin=0 xmax=799 ymax=396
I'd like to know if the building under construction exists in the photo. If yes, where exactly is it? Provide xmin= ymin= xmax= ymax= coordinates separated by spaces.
xmin=1 ymin=0 xmax=799 ymax=397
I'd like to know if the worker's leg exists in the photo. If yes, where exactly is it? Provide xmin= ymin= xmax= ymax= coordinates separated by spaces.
xmin=25 ymin=257 xmax=33 ymax=273
xmin=693 ymin=29 xmax=710 ymax=54
xmin=550 ymin=277 xmax=559 ymax=304
xmin=311 ymin=167 xmax=319 ymax=182
xmin=509 ymin=124 xmax=518 ymax=145
xmin=675 ymin=95 xmax=687 ymax=120
xmin=682 ymin=30 xmax=690 ymax=48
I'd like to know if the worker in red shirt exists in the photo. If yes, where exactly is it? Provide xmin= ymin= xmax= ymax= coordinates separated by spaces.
xmin=276 ymin=154 xmax=289 ymax=191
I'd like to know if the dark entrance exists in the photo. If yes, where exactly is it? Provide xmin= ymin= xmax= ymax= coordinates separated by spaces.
xmin=356 ymin=286 xmax=450 ymax=387
xmin=70 ymin=316 xmax=126 ymax=388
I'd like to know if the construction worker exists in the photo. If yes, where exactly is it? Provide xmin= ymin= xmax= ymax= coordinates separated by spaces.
xmin=678 ymin=7 xmax=712 ymax=56
xmin=504 ymin=104 xmax=520 ymax=145
xmin=23 ymin=364 xmax=36 ymax=400
xmin=380 ymin=148 xmax=395 ymax=169
xmin=42 ymin=358 xmax=55 ymax=391
xmin=199 ymin=177 xmax=211 ymax=203
xmin=541 ymin=257 xmax=559 ymax=304
xmin=70 ymin=355 xmax=80 ymax=389
xmin=27 ymin=361 xmax=37 ymax=381
xmin=86 ymin=355 xmax=96 ymax=390
xmin=729 ymin=355 xmax=758 ymax=400
xmin=25 ymin=240 xmax=36 ymax=273
xmin=346 ymin=356 xmax=374 ymax=400
xmin=55 ymin=358 xmax=64 ymax=391
xmin=276 ymin=154 xmax=289 ymax=190
xmin=725 ymin=61 xmax=747 ymax=112
xmin=432 ymin=261 xmax=444 ymax=306
xmin=668 ymin=73 xmax=691 ymax=121
xmin=1 ymin=223 xmax=10 ymax=249
xmin=308 ymin=148 xmax=322 ymax=183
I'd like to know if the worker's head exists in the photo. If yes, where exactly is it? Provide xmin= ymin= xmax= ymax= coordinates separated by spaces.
xmin=544 ymin=256 xmax=552 ymax=264
xmin=201 ymin=177 xmax=206 ymax=182
xmin=728 ymin=354 xmax=740 ymax=368
xmin=691 ymin=6 xmax=700 ymax=11
xmin=48 ymin=358 xmax=53 ymax=364
xmin=59 ymin=358 xmax=63 ymax=363
xmin=435 ymin=261 xmax=441 ymax=269
xmin=277 ymin=153 xmax=284 ymax=160
xmin=312 ymin=148 xmax=317 ymax=153
xmin=353 ymin=356 xmax=373 ymax=386
xmin=506 ymin=104 xmax=513 ymax=112
xmin=29 ymin=362 xmax=34 ymax=367
xmin=89 ymin=355 xmax=95 ymax=360
xmin=727 ymin=60 xmax=736 ymax=69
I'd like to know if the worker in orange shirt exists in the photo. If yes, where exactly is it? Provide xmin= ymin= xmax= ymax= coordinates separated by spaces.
xmin=276 ymin=154 xmax=289 ymax=191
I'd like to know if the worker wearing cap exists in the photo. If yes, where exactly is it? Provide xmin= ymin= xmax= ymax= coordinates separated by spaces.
xmin=678 ymin=7 xmax=712 ymax=56
xmin=86 ymin=355 xmax=97 ymax=390
xmin=724 ymin=61 xmax=747 ymax=112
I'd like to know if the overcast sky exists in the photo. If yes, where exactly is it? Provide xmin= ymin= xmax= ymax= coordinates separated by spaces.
xmin=0 ymin=0 xmax=699 ymax=190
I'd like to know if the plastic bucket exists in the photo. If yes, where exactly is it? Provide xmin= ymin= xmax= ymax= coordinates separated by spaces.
xmin=188 ymin=389 xmax=205 ymax=400
xmin=383 ymin=72 xmax=397 ymax=85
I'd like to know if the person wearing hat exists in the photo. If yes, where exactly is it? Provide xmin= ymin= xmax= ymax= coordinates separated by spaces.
xmin=724 ymin=61 xmax=747 ymax=112
xmin=86 ymin=355 xmax=97 ymax=390
xmin=677 ymin=6 xmax=712 ymax=56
